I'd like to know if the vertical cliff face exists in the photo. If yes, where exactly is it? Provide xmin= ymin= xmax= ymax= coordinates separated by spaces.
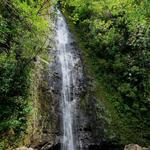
xmin=19 ymin=8 xmax=122 ymax=150
xmin=49 ymin=9 xmax=86 ymax=150
xmin=17 ymin=12 xmax=59 ymax=149
xmin=48 ymin=9 xmax=111 ymax=150
xmin=35 ymin=9 xmax=120 ymax=150
xmin=20 ymin=56 xmax=58 ymax=150
xmin=55 ymin=9 xmax=124 ymax=150
xmin=54 ymin=10 xmax=84 ymax=150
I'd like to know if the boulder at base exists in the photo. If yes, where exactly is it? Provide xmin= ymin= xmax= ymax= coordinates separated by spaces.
xmin=124 ymin=144 xmax=150 ymax=150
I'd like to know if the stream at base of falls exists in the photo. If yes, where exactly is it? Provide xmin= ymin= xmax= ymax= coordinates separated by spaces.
xmin=53 ymin=9 xmax=83 ymax=150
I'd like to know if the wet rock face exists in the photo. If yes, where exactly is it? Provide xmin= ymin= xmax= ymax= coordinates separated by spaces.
xmin=88 ymin=142 xmax=123 ymax=150
xmin=49 ymin=11 xmax=108 ymax=150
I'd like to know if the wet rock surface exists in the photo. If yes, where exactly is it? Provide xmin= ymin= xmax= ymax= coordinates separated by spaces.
xmin=47 ymin=9 xmax=112 ymax=150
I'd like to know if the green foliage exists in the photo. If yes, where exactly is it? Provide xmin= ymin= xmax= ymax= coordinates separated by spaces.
xmin=61 ymin=0 xmax=150 ymax=145
xmin=0 ymin=0 xmax=51 ymax=148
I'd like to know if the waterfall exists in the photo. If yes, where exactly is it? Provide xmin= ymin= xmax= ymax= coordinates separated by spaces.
xmin=54 ymin=10 xmax=83 ymax=150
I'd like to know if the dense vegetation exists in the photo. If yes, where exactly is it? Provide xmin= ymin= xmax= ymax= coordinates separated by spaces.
xmin=1 ymin=0 xmax=150 ymax=148
xmin=0 ymin=0 xmax=50 ymax=148
xmin=60 ymin=0 xmax=150 ymax=146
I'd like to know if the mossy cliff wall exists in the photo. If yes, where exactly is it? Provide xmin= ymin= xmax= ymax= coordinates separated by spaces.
xmin=20 ymin=57 xmax=58 ymax=149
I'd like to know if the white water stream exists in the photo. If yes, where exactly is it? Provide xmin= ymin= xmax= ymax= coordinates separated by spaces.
xmin=55 ymin=10 xmax=83 ymax=150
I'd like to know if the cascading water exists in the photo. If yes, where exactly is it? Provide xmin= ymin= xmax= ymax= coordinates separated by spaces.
xmin=54 ymin=10 xmax=83 ymax=150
